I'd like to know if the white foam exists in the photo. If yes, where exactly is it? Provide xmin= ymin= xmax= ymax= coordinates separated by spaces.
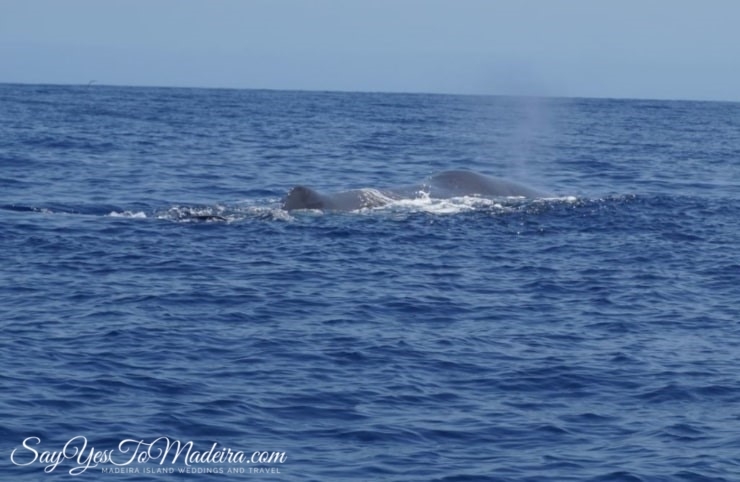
xmin=108 ymin=210 xmax=147 ymax=218
xmin=540 ymin=195 xmax=578 ymax=203
xmin=364 ymin=194 xmax=522 ymax=215
xmin=235 ymin=205 xmax=299 ymax=221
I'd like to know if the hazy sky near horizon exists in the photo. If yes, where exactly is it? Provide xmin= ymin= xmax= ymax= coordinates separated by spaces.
xmin=1 ymin=0 xmax=739 ymax=101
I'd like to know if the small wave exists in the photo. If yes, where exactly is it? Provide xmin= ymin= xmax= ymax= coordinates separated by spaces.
xmin=1 ymin=203 xmax=116 ymax=216
xmin=1 ymin=204 xmax=53 ymax=214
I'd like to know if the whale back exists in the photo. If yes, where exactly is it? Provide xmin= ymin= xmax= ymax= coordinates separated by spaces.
xmin=281 ymin=170 xmax=547 ymax=211
xmin=282 ymin=186 xmax=393 ymax=211
xmin=282 ymin=186 xmax=329 ymax=210
xmin=428 ymin=170 xmax=544 ymax=198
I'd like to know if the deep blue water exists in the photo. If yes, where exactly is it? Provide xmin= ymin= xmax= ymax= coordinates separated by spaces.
xmin=1 ymin=83 xmax=740 ymax=481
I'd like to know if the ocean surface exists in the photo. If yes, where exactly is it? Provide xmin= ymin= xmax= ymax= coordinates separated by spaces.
xmin=1 ymin=83 xmax=739 ymax=481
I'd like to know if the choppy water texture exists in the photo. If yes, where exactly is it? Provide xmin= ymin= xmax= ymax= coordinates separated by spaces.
xmin=1 ymin=84 xmax=740 ymax=481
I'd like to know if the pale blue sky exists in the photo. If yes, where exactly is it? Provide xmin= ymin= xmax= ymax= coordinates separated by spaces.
xmin=1 ymin=0 xmax=739 ymax=101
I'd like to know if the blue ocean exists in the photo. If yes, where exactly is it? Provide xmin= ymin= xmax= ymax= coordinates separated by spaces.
xmin=1 ymin=83 xmax=739 ymax=481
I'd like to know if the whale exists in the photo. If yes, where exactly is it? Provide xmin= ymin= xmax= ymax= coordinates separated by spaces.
xmin=282 ymin=170 xmax=546 ymax=211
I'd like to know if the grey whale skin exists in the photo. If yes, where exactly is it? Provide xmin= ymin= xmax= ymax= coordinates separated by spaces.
xmin=282 ymin=170 xmax=546 ymax=211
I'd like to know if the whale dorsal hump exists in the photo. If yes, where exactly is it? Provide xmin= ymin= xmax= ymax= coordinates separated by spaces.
xmin=282 ymin=186 xmax=327 ymax=210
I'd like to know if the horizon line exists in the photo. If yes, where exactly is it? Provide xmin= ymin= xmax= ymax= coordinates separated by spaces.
xmin=1 ymin=80 xmax=737 ymax=105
